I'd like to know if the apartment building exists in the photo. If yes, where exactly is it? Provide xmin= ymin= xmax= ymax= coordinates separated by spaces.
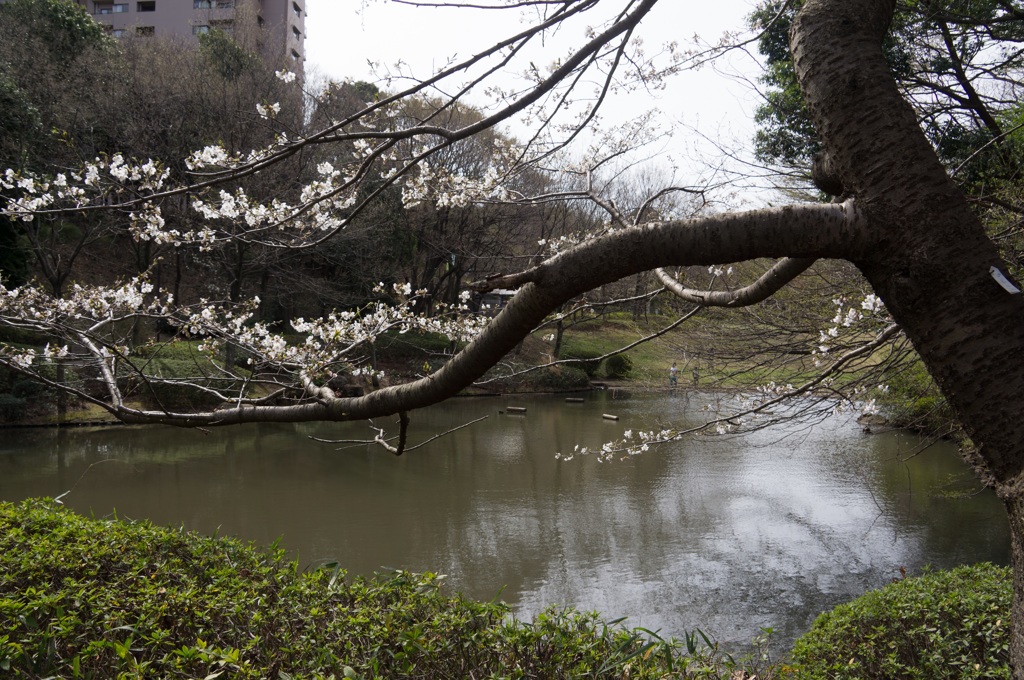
xmin=73 ymin=0 xmax=305 ymax=66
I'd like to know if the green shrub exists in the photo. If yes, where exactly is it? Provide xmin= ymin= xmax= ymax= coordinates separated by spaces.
xmin=789 ymin=563 xmax=1011 ymax=679
xmin=374 ymin=330 xmax=454 ymax=361
xmin=0 ymin=324 xmax=38 ymax=346
xmin=876 ymin=358 xmax=957 ymax=437
xmin=131 ymin=339 xmax=204 ymax=360
xmin=2 ymin=499 xmax=764 ymax=679
xmin=118 ymin=345 xmax=232 ymax=410
xmin=604 ymin=353 xmax=633 ymax=379
xmin=561 ymin=348 xmax=603 ymax=377
xmin=535 ymin=365 xmax=591 ymax=391
xmin=0 ymin=392 xmax=27 ymax=421
xmin=0 ymin=362 xmax=67 ymax=421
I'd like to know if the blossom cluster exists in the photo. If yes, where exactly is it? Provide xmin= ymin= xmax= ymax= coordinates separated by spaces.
xmin=130 ymin=163 xmax=360 ymax=248
xmin=185 ymin=144 xmax=236 ymax=170
xmin=708 ymin=265 xmax=734 ymax=278
xmin=1 ymin=260 xmax=492 ymax=409
xmin=1 ymin=155 xmax=168 ymax=222
xmin=401 ymin=139 xmax=517 ymax=209
xmin=556 ymin=427 xmax=674 ymax=462
xmin=129 ymin=203 xmax=218 ymax=248
xmin=1 ymin=277 xmax=165 ymax=326
xmin=181 ymin=148 xmax=376 ymax=243
xmin=2 ymin=97 xmax=538 ymax=252
xmin=180 ymin=286 xmax=490 ymax=389
xmin=256 ymin=101 xmax=282 ymax=118
xmin=814 ymin=293 xmax=890 ymax=357
xmin=0 ymin=276 xmax=171 ymax=392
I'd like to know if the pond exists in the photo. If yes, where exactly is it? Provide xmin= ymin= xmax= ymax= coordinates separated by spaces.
xmin=0 ymin=390 xmax=1009 ymax=650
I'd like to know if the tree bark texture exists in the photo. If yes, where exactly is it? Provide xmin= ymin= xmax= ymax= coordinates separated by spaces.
xmin=791 ymin=0 xmax=1024 ymax=673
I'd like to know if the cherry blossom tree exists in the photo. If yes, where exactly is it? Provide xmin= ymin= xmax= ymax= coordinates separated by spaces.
xmin=4 ymin=0 xmax=1024 ymax=671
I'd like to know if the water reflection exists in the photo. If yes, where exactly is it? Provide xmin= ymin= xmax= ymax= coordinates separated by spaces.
xmin=0 ymin=392 xmax=1008 ymax=649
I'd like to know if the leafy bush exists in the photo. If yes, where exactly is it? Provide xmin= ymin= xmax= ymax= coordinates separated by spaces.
xmin=0 ymin=324 xmax=37 ymax=345
xmin=115 ymin=342 xmax=233 ymax=409
xmin=604 ymin=353 xmax=633 ymax=379
xmin=561 ymin=348 xmax=603 ymax=377
xmin=374 ymin=330 xmax=454 ymax=361
xmin=116 ymin=355 xmax=227 ymax=410
xmin=789 ymin=563 xmax=1011 ymax=679
xmin=0 ymin=392 xmax=27 ymax=421
xmin=876 ymin=358 xmax=957 ymax=437
xmin=535 ymin=365 xmax=591 ymax=391
xmin=0 ymin=499 xmax=768 ymax=679
xmin=0 ymin=362 xmax=66 ymax=422
xmin=130 ymin=339 xmax=205 ymax=360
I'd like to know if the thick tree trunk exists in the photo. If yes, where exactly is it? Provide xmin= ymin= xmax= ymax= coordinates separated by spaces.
xmin=792 ymin=0 xmax=1024 ymax=673
xmin=1008 ymin=496 xmax=1024 ymax=672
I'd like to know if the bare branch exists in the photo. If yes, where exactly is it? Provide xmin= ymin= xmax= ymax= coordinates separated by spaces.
xmin=373 ymin=411 xmax=411 ymax=455
xmin=312 ymin=414 xmax=489 ymax=455
xmin=655 ymin=257 xmax=817 ymax=307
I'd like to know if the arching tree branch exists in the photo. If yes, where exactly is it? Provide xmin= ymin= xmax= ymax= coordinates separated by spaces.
xmin=98 ymin=200 xmax=867 ymax=427
xmin=654 ymin=257 xmax=816 ymax=307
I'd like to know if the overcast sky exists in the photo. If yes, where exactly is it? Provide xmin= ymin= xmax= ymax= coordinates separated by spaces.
xmin=302 ymin=1 xmax=768 ymax=199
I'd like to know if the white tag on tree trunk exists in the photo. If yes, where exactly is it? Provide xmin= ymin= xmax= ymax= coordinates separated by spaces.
xmin=990 ymin=266 xmax=1022 ymax=294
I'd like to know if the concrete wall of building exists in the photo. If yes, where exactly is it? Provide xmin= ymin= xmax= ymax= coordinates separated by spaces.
xmin=71 ymin=0 xmax=305 ymax=67
xmin=264 ymin=0 xmax=304 ymax=63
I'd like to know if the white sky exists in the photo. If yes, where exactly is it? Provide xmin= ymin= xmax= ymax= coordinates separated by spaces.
xmin=302 ymin=1 xmax=768 ymax=199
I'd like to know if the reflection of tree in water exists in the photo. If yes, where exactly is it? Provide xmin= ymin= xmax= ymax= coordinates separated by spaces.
xmin=0 ymin=393 xmax=1008 ymax=649
xmin=859 ymin=433 xmax=1009 ymax=567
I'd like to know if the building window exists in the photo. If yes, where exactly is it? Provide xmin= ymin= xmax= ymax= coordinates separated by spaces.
xmin=136 ymin=25 xmax=155 ymax=35
xmin=291 ymin=25 xmax=301 ymax=40
xmin=192 ymin=24 xmax=209 ymax=34
xmin=94 ymin=3 xmax=128 ymax=14
xmin=112 ymin=28 xmax=127 ymax=37
xmin=291 ymin=1 xmax=301 ymax=18
xmin=137 ymin=1 xmax=155 ymax=11
xmin=210 ymin=18 xmax=233 ymax=33
xmin=256 ymin=14 xmax=264 ymax=27
xmin=290 ymin=49 xmax=300 ymax=60
xmin=216 ymin=0 xmax=234 ymax=7
xmin=193 ymin=0 xmax=212 ymax=8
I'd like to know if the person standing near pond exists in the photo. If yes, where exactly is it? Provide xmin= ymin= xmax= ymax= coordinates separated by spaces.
xmin=669 ymin=362 xmax=678 ymax=388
